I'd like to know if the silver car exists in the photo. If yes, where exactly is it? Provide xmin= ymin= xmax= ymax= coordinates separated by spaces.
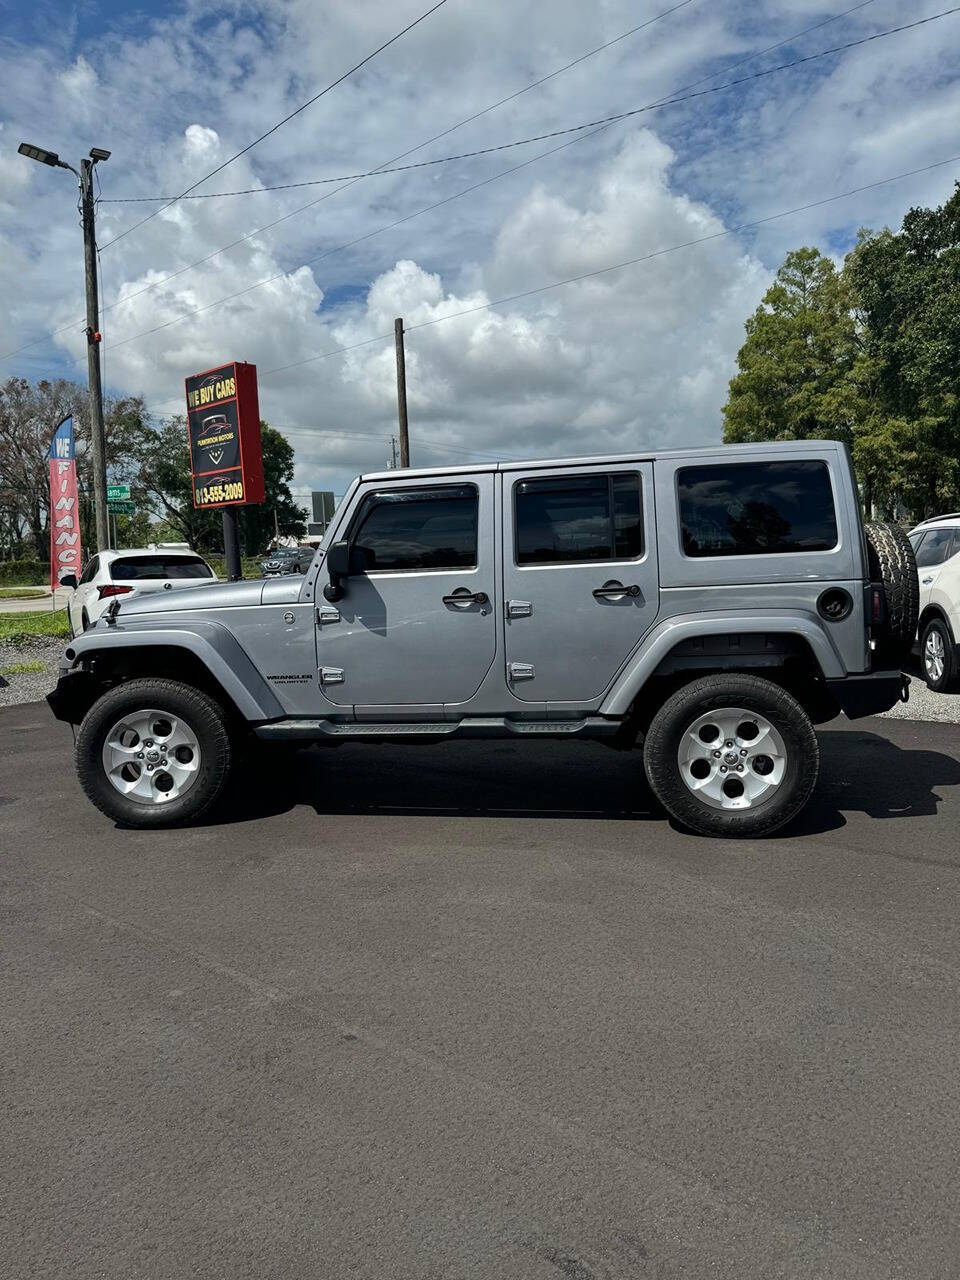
xmin=49 ymin=442 xmax=916 ymax=838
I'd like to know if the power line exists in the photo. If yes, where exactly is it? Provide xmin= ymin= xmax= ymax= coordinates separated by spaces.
xmin=0 ymin=0 xmax=697 ymax=363
xmin=0 ymin=0 xmax=879 ymax=364
xmin=140 ymin=409 xmax=517 ymax=462
xmin=103 ymin=0 xmax=704 ymax=208
xmin=99 ymin=7 xmax=939 ymax=357
xmin=258 ymin=155 xmax=960 ymax=377
xmin=98 ymin=7 xmax=955 ymax=202
xmin=102 ymin=125 xmax=616 ymax=352
xmin=97 ymin=0 xmax=451 ymax=251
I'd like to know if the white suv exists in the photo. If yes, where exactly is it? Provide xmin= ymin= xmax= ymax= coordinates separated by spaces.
xmin=908 ymin=516 xmax=960 ymax=691
xmin=63 ymin=547 xmax=216 ymax=633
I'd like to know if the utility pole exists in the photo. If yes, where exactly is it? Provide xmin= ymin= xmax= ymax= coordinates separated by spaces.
xmin=394 ymin=317 xmax=410 ymax=467
xmin=18 ymin=141 xmax=111 ymax=552
xmin=80 ymin=157 xmax=110 ymax=553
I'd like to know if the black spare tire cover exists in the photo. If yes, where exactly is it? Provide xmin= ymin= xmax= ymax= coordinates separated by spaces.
xmin=864 ymin=521 xmax=919 ymax=664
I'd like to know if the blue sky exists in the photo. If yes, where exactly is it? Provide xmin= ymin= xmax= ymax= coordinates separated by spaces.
xmin=1 ymin=0 xmax=958 ymax=494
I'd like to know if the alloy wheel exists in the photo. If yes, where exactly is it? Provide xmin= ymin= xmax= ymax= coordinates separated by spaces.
xmin=924 ymin=628 xmax=946 ymax=684
xmin=101 ymin=708 xmax=201 ymax=805
xmin=678 ymin=706 xmax=788 ymax=811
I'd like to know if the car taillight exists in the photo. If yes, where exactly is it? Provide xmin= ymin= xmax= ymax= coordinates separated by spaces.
xmin=97 ymin=584 xmax=134 ymax=599
xmin=870 ymin=585 xmax=885 ymax=624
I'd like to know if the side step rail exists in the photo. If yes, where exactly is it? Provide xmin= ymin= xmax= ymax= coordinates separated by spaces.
xmin=254 ymin=716 xmax=620 ymax=742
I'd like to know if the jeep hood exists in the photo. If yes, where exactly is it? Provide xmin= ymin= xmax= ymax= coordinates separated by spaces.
xmin=116 ymin=578 xmax=268 ymax=617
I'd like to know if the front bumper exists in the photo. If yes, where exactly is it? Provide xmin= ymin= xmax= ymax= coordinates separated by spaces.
xmin=826 ymin=670 xmax=909 ymax=720
xmin=47 ymin=667 xmax=96 ymax=724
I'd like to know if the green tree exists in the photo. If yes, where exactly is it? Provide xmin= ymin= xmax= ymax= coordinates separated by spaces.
xmin=723 ymin=188 xmax=960 ymax=520
xmin=845 ymin=184 xmax=960 ymax=517
xmin=722 ymin=248 xmax=863 ymax=447
xmin=0 ymin=378 xmax=152 ymax=560
xmin=135 ymin=418 xmax=306 ymax=556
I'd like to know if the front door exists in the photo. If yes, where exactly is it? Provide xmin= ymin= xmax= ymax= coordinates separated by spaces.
xmin=502 ymin=464 xmax=659 ymax=703
xmin=316 ymin=476 xmax=497 ymax=708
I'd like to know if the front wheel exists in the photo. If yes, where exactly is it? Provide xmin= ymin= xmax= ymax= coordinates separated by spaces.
xmin=642 ymin=674 xmax=819 ymax=838
xmin=920 ymin=617 xmax=958 ymax=693
xmin=75 ymin=678 xmax=234 ymax=827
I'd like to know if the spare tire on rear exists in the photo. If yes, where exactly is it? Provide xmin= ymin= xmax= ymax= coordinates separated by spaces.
xmin=864 ymin=521 xmax=918 ymax=665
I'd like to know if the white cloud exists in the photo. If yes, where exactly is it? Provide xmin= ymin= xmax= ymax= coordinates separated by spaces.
xmin=1 ymin=0 xmax=957 ymax=504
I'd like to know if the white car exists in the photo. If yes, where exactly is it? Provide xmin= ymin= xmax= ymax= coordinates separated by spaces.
xmin=63 ymin=547 xmax=217 ymax=633
xmin=908 ymin=515 xmax=960 ymax=692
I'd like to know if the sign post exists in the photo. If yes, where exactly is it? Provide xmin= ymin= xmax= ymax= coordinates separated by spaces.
xmin=184 ymin=361 xmax=265 ymax=581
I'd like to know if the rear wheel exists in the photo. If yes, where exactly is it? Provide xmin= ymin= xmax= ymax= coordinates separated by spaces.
xmin=920 ymin=617 xmax=959 ymax=693
xmin=81 ymin=608 xmax=91 ymax=631
xmin=76 ymin=678 xmax=233 ymax=827
xmin=642 ymin=674 xmax=819 ymax=838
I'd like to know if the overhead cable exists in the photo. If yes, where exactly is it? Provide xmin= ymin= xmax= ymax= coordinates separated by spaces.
xmin=97 ymin=0 xmax=452 ymax=249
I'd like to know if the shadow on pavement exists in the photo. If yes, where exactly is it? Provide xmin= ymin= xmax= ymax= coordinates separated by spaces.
xmin=198 ymin=727 xmax=960 ymax=837
xmin=787 ymin=729 xmax=960 ymax=839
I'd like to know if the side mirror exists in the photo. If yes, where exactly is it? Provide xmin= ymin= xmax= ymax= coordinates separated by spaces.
xmin=59 ymin=573 xmax=78 ymax=590
xmin=323 ymin=540 xmax=366 ymax=602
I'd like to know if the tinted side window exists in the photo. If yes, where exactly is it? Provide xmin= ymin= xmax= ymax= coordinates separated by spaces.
xmin=515 ymin=473 xmax=643 ymax=565
xmin=78 ymin=556 xmax=99 ymax=585
xmin=351 ymin=485 xmax=477 ymax=571
xmin=677 ymin=461 xmax=838 ymax=558
xmin=915 ymin=528 xmax=957 ymax=568
xmin=111 ymin=556 xmax=213 ymax=580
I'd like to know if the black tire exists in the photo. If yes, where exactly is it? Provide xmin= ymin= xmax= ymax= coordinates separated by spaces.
xmin=81 ymin=608 xmax=90 ymax=632
xmin=865 ymin=521 xmax=918 ymax=665
xmin=75 ymin=678 xmax=233 ymax=828
xmin=642 ymin=674 xmax=820 ymax=838
xmin=919 ymin=616 xmax=959 ymax=693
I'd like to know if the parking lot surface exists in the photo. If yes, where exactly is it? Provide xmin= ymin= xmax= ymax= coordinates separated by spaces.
xmin=3 ymin=702 xmax=960 ymax=1279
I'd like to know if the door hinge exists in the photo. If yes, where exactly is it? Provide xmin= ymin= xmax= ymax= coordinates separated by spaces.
xmin=506 ymin=599 xmax=532 ymax=618
xmin=508 ymin=662 xmax=535 ymax=681
xmin=319 ymin=667 xmax=345 ymax=685
xmin=316 ymin=606 xmax=341 ymax=626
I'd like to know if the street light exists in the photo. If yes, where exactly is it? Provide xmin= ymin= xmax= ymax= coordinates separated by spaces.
xmin=18 ymin=142 xmax=63 ymax=167
xmin=18 ymin=140 xmax=112 ymax=552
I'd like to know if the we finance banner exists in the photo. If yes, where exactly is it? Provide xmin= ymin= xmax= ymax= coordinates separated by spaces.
xmin=48 ymin=416 xmax=81 ymax=591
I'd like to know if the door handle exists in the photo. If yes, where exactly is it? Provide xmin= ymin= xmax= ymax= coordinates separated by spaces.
xmin=921 ymin=576 xmax=934 ymax=585
xmin=442 ymin=589 xmax=488 ymax=606
xmin=592 ymin=581 xmax=641 ymax=599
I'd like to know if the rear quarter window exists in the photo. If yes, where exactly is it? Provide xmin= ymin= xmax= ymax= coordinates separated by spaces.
xmin=110 ymin=556 xmax=213 ymax=580
xmin=677 ymin=460 xmax=838 ymax=558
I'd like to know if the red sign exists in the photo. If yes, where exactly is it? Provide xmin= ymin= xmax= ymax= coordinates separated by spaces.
xmin=185 ymin=361 xmax=265 ymax=509
xmin=48 ymin=416 xmax=81 ymax=590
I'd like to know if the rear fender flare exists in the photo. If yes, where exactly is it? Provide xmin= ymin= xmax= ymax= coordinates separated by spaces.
xmin=601 ymin=612 xmax=845 ymax=716
xmin=63 ymin=621 xmax=284 ymax=722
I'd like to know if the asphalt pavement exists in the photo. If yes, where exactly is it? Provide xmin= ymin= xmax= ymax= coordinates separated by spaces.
xmin=3 ymin=703 xmax=960 ymax=1279
xmin=0 ymin=586 xmax=70 ymax=614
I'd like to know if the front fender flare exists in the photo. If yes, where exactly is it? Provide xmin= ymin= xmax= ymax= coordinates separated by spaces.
xmin=601 ymin=611 xmax=846 ymax=716
xmin=61 ymin=619 xmax=285 ymax=722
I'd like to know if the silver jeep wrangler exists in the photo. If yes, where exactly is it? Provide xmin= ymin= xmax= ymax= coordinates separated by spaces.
xmin=49 ymin=441 xmax=916 ymax=837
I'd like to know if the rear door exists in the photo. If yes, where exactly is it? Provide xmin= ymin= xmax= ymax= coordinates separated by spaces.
xmin=915 ymin=529 xmax=958 ymax=614
xmin=501 ymin=464 xmax=659 ymax=703
xmin=316 ymin=476 xmax=497 ymax=707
